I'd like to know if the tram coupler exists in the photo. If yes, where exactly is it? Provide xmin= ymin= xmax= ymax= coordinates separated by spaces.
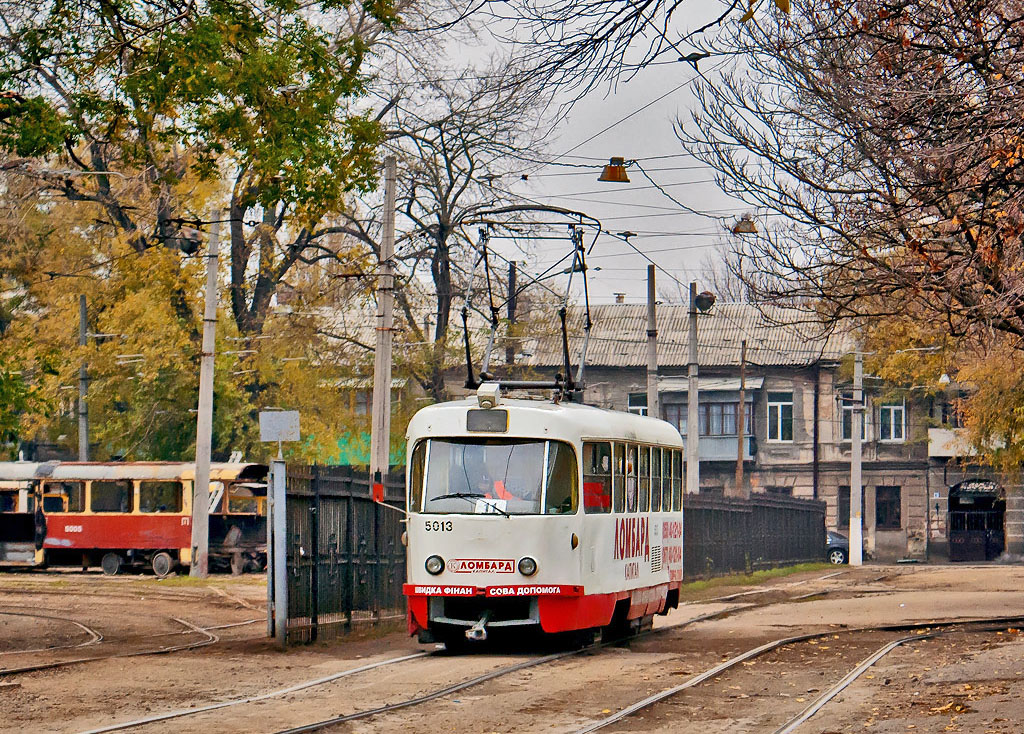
xmin=465 ymin=610 xmax=492 ymax=641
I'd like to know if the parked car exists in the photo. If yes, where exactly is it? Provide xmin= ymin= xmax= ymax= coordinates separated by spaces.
xmin=826 ymin=530 xmax=849 ymax=564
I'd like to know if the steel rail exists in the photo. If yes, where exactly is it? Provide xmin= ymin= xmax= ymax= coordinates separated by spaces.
xmin=773 ymin=620 xmax=1022 ymax=733
xmin=772 ymin=631 xmax=940 ymax=734
xmin=0 ymin=617 xmax=218 ymax=676
xmin=75 ymin=652 xmax=432 ymax=734
xmin=571 ymin=614 xmax=1024 ymax=734
xmin=64 ymin=572 xmax=841 ymax=734
xmin=271 ymin=601 xmax=768 ymax=734
xmin=0 ymin=609 xmax=103 ymax=654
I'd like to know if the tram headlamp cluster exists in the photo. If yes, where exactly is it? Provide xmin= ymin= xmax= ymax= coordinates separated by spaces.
xmin=518 ymin=556 xmax=538 ymax=576
xmin=425 ymin=555 xmax=445 ymax=575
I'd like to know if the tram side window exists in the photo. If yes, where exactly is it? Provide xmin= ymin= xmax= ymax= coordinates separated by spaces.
xmin=140 ymin=481 xmax=183 ymax=513
xmin=671 ymin=450 xmax=683 ymax=511
xmin=91 ymin=481 xmax=134 ymax=513
xmin=545 ymin=442 xmax=579 ymax=514
xmin=582 ymin=442 xmax=612 ymax=514
xmin=409 ymin=440 xmax=426 ymax=512
xmin=44 ymin=481 xmax=85 ymax=513
xmin=625 ymin=444 xmax=638 ymax=513
xmin=651 ymin=447 xmax=662 ymax=512
xmin=638 ymin=446 xmax=650 ymax=512
xmin=612 ymin=443 xmax=626 ymax=513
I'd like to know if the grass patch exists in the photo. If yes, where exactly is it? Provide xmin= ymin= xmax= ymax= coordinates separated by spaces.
xmin=679 ymin=562 xmax=832 ymax=598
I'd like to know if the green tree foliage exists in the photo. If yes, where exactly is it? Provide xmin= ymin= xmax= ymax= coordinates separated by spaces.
xmin=0 ymin=0 xmax=395 ymax=335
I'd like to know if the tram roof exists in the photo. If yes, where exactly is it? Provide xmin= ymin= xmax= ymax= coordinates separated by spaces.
xmin=0 ymin=462 xmax=266 ymax=482
xmin=407 ymin=397 xmax=683 ymax=446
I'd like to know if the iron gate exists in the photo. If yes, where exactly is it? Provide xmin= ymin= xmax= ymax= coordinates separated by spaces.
xmin=285 ymin=465 xmax=405 ymax=644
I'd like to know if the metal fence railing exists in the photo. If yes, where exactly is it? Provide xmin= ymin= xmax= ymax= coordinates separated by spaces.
xmin=284 ymin=465 xmax=405 ymax=644
xmin=683 ymin=493 xmax=826 ymax=578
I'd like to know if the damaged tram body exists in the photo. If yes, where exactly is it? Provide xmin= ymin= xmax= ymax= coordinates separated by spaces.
xmin=404 ymin=384 xmax=685 ymax=647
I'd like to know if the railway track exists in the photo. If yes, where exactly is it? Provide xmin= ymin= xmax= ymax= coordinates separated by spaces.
xmin=57 ymin=569 xmax=1019 ymax=734
xmin=75 ymin=575 xmax=843 ymax=734
xmin=0 ymin=615 xmax=259 ymax=677
xmin=571 ymin=615 xmax=1024 ymax=733
xmin=0 ymin=609 xmax=104 ymax=654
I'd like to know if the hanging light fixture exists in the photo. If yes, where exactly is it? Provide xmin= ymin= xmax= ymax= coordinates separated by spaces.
xmin=731 ymin=214 xmax=758 ymax=234
xmin=598 ymin=157 xmax=631 ymax=183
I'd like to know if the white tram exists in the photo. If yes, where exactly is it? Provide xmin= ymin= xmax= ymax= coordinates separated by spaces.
xmin=404 ymin=383 xmax=685 ymax=647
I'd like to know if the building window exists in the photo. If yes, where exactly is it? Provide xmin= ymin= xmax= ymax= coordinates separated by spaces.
xmin=663 ymin=404 xmax=685 ymax=434
xmin=841 ymin=402 xmax=867 ymax=441
xmin=765 ymin=485 xmax=792 ymax=496
xmin=940 ymin=401 xmax=964 ymax=428
xmin=837 ymin=485 xmax=865 ymax=529
xmin=878 ymin=401 xmax=905 ymax=442
xmin=767 ymin=392 xmax=794 ymax=442
xmin=876 ymin=485 xmax=902 ymax=529
xmin=354 ymin=390 xmax=370 ymax=416
xmin=665 ymin=402 xmax=752 ymax=437
xmin=627 ymin=393 xmax=648 ymax=416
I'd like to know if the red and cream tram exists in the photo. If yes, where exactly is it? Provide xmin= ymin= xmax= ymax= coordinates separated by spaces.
xmin=0 ymin=461 xmax=267 ymax=576
xmin=404 ymin=384 xmax=684 ymax=647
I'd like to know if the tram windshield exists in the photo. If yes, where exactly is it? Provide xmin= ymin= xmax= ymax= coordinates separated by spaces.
xmin=416 ymin=438 xmax=578 ymax=515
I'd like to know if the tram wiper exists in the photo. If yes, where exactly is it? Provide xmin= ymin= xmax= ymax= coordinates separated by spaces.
xmin=429 ymin=493 xmax=511 ymax=518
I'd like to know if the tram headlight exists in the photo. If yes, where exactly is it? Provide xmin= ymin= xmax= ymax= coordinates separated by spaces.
xmin=425 ymin=555 xmax=445 ymax=575
xmin=518 ymin=556 xmax=538 ymax=576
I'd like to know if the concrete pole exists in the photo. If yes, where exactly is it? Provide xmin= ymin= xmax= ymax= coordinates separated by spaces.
xmin=850 ymin=351 xmax=864 ymax=566
xmin=272 ymin=458 xmax=287 ymax=648
xmin=686 ymin=282 xmax=699 ymax=494
xmin=506 ymin=261 xmax=517 ymax=366
xmin=78 ymin=295 xmax=89 ymax=461
xmin=190 ymin=215 xmax=220 ymax=578
xmin=266 ymin=462 xmax=274 ymax=638
xmin=735 ymin=340 xmax=747 ymax=497
xmin=370 ymin=156 xmax=397 ymax=486
xmin=646 ymin=264 xmax=659 ymax=420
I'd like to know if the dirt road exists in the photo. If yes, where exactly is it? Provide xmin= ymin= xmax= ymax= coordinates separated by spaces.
xmin=2 ymin=565 xmax=1023 ymax=733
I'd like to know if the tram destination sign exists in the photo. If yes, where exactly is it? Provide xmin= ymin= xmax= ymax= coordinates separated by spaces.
xmin=466 ymin=408 xmax=508 ymax=432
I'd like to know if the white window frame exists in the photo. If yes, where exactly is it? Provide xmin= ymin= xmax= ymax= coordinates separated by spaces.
xmin=840 ymin=401 xmax=868 ymax=442
xmin=627 ymin=393 xmax=648 ymax=416
xmin=878 ymin=400 xmax=906 ymax=443
xmin=767 ymin=394 xmax=794 ymax=443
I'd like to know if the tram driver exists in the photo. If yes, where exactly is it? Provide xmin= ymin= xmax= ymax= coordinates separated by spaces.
xmin=463 ymin=442 xmax=543 ymax=510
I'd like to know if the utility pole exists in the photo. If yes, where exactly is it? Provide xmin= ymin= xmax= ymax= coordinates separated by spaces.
xmin=735 ymin=339 xmax=747 ymax=497
xmin=850 ymin=351 xmax=864 ymax=566
xmin=506 ymin=261 xmax=517 ymax=366
xmin=191 ymin=215 xmax=221 ymax=579
xmin=78 ymin=295 xmax=89 ymax=461
xmin=370 ymin=156 xmax=397 ymax=492
xmin=686 ymin=282 xmax=699 ymax=494
xmin=646 ymin=264 xmax=659 ymax=420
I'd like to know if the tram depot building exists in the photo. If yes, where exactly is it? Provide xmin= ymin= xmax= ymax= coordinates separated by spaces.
xmin=485 ymin=302 xmax=1018 ymax=564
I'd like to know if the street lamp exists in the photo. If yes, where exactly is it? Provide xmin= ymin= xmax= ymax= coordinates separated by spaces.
xmin=731 ymin=214 xmax=757 ymax=234
xmin=687 ymin=283 xmax=715 ymax=495
xmin=598 ymin=157 xmax=631 ymax=183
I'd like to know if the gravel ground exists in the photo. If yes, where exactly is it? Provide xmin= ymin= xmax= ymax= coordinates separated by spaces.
xmin=1 ymin=564 xmax=1023 ymax=733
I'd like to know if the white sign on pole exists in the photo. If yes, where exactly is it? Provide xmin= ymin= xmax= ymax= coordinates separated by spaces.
xmin=259 ymin=410 xmax=300 ymax=443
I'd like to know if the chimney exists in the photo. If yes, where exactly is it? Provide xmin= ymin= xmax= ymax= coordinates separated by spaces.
xmin=614 ymin=293 xmax=626 ymax=304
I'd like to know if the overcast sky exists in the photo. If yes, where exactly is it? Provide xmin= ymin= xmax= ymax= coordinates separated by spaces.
xmin=475 ymin=7 xmax=752 ymax=308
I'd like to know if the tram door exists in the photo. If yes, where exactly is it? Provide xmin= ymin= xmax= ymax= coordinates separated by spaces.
xmin=948 ymin=480 xmax=1005 ymax=562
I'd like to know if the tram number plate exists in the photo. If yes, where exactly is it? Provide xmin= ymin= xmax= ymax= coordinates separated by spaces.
xmin=425 ymin=520 xmax=453 ymax=532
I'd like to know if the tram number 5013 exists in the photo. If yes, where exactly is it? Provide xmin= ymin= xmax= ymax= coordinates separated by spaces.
xmin=425 ymin=520 xmax=453 ymax=532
